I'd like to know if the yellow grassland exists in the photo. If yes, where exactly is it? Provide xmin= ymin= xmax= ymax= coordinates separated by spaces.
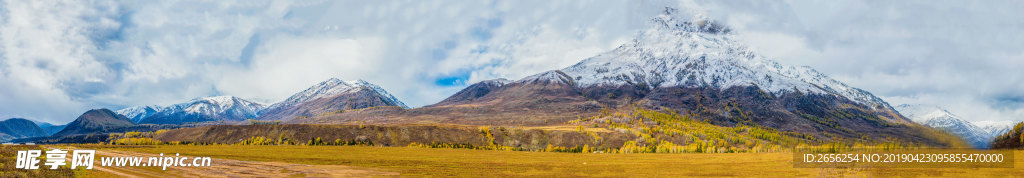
xmin=86 ymin=145 xmax=1024 ymax=177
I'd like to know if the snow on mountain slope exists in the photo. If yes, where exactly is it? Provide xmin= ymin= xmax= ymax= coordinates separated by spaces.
xmin=351 ymin=80 xmax=408 ymax=109
xmin=479 ymin=78 xmax=512 ymax=86
xmin=130 ymin=96 xmax=266 ymax=124
xmin=118 ymin=79 xmax=406 ymax=123
xmin=257 ymin=78 xmax=409 ymax=121
xmin=263 ymin=78 xmax=408 ymax=112
xmin=116 ymin=105 xmax=162 ymax=123
xmin=173 ymin=96 xmax=265 ymax=116
xmin=981 ymin=122 xmax=1017 ymax=137
xmin=895 ymin=104 xmax=993 ymax=148
xmin=520 ymin=7 xmax=888 ymax=109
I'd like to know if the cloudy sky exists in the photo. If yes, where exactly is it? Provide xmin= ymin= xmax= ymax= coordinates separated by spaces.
xmin=1 ymin=0 xmax=1022 ymax=125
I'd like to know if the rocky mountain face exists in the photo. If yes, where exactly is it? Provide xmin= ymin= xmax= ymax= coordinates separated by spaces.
xmin=53 ymin=109 xmax=136 ymax=137
xmin=0 ymin=118 xmax=48 ymax=142
xmin=258 ymin=78 xmax=408 ymax=121
xmin=895 ymin=104 xmax=993 ymax=148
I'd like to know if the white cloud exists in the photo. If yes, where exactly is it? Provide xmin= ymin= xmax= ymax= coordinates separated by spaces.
xmin=443 ymin=24 xmax=630 ymax=84
xmin=216 ymin=35 xmax=385 ymax=104
xmin=0 ymin=0 xmax=121 ymax=123
xmin=1 ymin=0 xmax=644 ymax=123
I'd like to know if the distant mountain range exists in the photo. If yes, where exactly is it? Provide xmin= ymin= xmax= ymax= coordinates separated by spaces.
xmin=895 ymin=104 xmax=994 ymax=148
xmin=0 ymin=118 xmax=48 ymax=142
xmin=35 ymin=122 xmax=67 ymax=136
xmin=109 ymin=79 xmax=406 ymax=125
xmin=120 ymin=96 xmax=266 ymax=124
xmin=7 ymin=78 xmax=405 ymax=142
xmin=979 ymin=119 xmax=1022 ymax=137
xmin=14 ymin=109 xmax=187 ymax=143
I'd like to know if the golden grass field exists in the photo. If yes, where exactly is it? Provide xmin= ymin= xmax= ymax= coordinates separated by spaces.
xmin=62 ymin=145 xmax=1021 ymax=177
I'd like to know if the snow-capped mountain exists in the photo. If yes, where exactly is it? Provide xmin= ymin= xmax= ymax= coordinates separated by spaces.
xmin=116 ymin=105 xmax=162 ymax=123
xmin=982 ymin=123 xmax=1015 ymax=137
xmin=114 ymin=79 xmax=407 ymax=123
xmin=258 ymin=78 xmax=407 ymax=121
xmin=992 ymin=122 xmax=1024 ymax=149
xmin=895 ymin=104 xmax=993 ymax=148
xmin=130 ymin=96 xmax=266 ymax=124
xmin=520 ymin=7 xmax=889 ymax=111
xmin=264 ymin=78 xmax=407 ymax=112
xmin=407 ymin=7 xmax=956 ymax=146
xmin=479 ymin=78 xmax=512 ymax=86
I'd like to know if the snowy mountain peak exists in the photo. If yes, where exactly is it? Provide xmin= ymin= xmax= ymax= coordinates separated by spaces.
xmin=350 ymin=80 xmax=409 ymax=109
xmin=652 ymin=7 xmax=729 ymax=34
xmin=895 ymin=104 xmax=958 ymax=123
xmin=983 ymin=125 xmax=1012 ymax=137
xmin=480 ymin=78 xmax=512 ymax=86
xmin=516 ymin=7 xmax=889 ymax=109
xmin=267 ymin=78 xmax=408 ymax=111
xmin=895 ymin=104 xmax=993 ymax=148
xmin=194 ymin=95 xmax=242 ymax=104
xmin=120 ymin=96 xmax=266 ymax=124
xmin=177 ymin=96 xmax=265 ymax=115
xmin=115 ymin=105 xmax=162 ymax=123
xmin=978 ymin=120 xmax=1021 ymax=137
xmin=515 ymin=70 xmax=574 ymax=85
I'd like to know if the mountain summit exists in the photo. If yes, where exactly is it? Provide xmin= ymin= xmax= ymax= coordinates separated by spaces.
xmin=117 ymin=105 xmax=162 ymax=123
xmin=258 ymin=78 xmax=407 ymax=121
xmin=54 ymin=109 xmax=135 ymax=137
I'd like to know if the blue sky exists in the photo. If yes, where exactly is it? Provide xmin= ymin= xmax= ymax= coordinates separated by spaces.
xmin=1 ymin=0 xmax=1022 ymax=126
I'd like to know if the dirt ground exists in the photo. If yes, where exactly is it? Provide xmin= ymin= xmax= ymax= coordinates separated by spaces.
xmin=69 ymin=148 xmax=399 ymax=177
